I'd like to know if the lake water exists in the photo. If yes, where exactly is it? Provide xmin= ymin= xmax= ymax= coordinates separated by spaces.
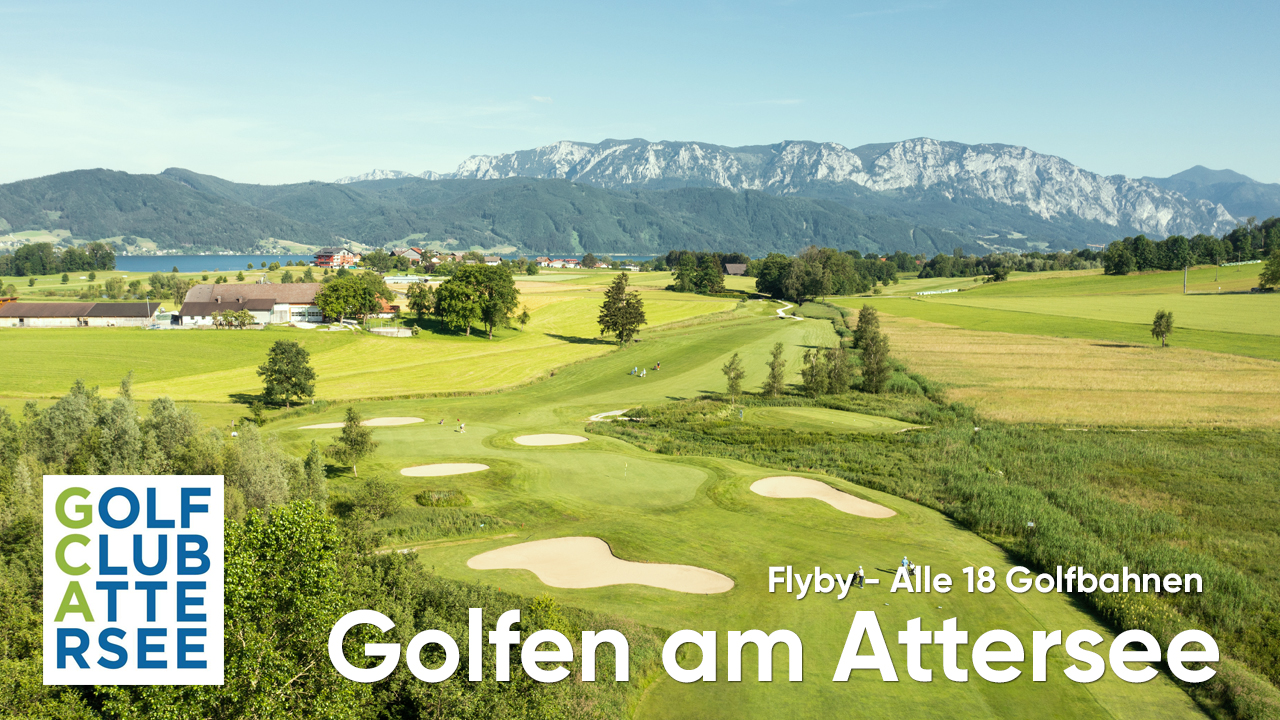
xmin=115 ymin=254 xmax=314 ymax=273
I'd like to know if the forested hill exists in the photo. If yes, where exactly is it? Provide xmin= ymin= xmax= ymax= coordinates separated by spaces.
xmin=0 ymin=168 xmax=981 ymax=256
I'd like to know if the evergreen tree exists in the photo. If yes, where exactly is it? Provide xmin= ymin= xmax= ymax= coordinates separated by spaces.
xmin=761 ymin=342 xmax=787 ymax=396
xmin=299 ymin=440 xmax=328 ymax=503
xmin=852 ymin=304 xmax=880 ymax=351
xmin=722 ymin=352 xmax=746 ymax=400
xmin=597 ymin=272 xmax=648 ymax=344
xmin=860 ymin=333 xmax=892 ymax=394
xmin=257 ymin=340 xmax=317 ymax=408
xmin=674 ymin=254 xmax=698 ymax=292
xmin=327 ymin=407 xmax=378 ymax=477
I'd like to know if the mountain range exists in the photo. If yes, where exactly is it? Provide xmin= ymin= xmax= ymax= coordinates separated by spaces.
xmin=339 ymin=138 xmax=1269 ymax=243
xmin=0 ymin=138 xmax=1270 ymax=257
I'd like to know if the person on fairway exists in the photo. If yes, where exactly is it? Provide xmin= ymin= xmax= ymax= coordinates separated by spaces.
xmin=857 ymin=566 xmax=865 ymax=588
xmin=459 ymin=422 xmax=466 ymax=433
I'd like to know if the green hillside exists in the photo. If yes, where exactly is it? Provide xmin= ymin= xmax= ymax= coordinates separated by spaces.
xmin=0 ymin=169 xmax=983 ymax=256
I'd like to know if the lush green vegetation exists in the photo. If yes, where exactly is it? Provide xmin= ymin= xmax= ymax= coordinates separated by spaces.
xmin=591 ymin=390 xmax=1280 ymax=718
xmin=4 ymin=263 xmax=1278 ymax=718
xmin=0 ymin=169 xmax=981 ymax=255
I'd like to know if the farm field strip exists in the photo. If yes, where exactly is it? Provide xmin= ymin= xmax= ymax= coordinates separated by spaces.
xmin=839 ymin=297 xmax=1280 ymax=361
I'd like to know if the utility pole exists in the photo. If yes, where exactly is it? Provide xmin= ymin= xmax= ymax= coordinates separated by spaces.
xmin=1183 ymin=265 xmax=1188 ymax=295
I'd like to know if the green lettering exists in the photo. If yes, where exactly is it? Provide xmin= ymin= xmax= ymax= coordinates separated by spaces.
xmin=56 ymin=487 xmax=92 ymax=528
xmin=55 ymin=534 xmax=90 ymax=575
xmin=55 ymin=581 xmax=94 ymax=622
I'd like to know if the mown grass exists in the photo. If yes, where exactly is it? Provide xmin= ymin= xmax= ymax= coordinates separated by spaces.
xmin=0 ymin=289 xmax=734 ymax=402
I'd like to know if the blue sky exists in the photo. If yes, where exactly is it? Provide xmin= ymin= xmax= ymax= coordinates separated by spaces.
xmin=1 ymin=0 xmax=1276 ymax=185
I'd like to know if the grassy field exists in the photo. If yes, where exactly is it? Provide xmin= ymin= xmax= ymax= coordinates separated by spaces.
xmin=823 ymin=265 xmax=1280 ymax=427
xmin=864 ymin=314 xmax=1280 ymax=427
xmin=262 ymin=302 xmax=1206 ymax=720
xmin=743 ymin=406 xmax=921 ymax=433
xmin=0 ymin=287 xmax=735 ymax=403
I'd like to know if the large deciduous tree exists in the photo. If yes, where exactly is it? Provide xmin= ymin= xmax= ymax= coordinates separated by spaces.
xmin=598 ymin=272 xmax=648 ymax=344
xmin=438 ymin=265 xmax=519 ymax=339
xmin=1259 ymin=251 xmax=1280 ymax=289
xmin=257 ymin=339 xmax=317 ymax=408
xmin=406 ymin=282 xmax=436 ymax=319
xmin=315 ymin=275 xmax=378 ymax=322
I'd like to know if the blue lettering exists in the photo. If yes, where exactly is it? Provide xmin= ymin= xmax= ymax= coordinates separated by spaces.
xmin=177 ymin=628 xmax=207 ymax=669
xmin=177 ymin=581 xmax=206 ymax=622
xmin=178 ymin=535 xmax=209 ymax=575
xmin=96 ymin=581 xmax=129 ymax=622
xmin=135 ymin=581 xmax=167 ymax=622
xmin=181 ymin=487 xmax=211 ymax=529
xmin=97 ymin=628 xmax=128 ymax=669
xmin=57 ymin=628 xmax=90 ymax=669
xmin=137 ymin=628 xmax=167 ymax=669
xmin=98 ymin=535 xmax=127 ymax=576
xmin=99 ymin=487 xmax=139 ymax=529
xmin=133 ymin=534 xmax=168 ymax=576
xmin=146 ymin=488 xmax=175 ymax=528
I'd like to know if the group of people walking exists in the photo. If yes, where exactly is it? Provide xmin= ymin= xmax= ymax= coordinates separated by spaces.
xmin=630 ymin=362 xmax=660 ymax=377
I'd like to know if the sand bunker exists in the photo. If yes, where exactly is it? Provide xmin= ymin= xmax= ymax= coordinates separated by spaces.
xmin=468 ymin=537 xmax=733 ymax=594
xmin=300 ymin=417 xmax=424 ymax=429
xmin=750 ymin=476 xmax=896 ymax=518
xmin=401 ymin=463 xmax=490 ymax=477
xmin=513 ymin=434 xmax=588 ymax=446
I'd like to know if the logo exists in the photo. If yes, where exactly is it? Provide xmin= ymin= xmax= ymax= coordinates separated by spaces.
xmin=43 ymin=475 xmax=224 ymax=685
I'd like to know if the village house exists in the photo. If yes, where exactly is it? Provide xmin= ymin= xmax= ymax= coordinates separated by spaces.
xmin=483 ymin=256 xmax=501 ymax=266
xmin=180 ymin=283 xmax=324 ymax=325
xmin=0 ymin=302 xmax=163 ymax=328
xmin=314 ymin=247 xmax=360 ymax=268
xmin=391 ymin=248 xmax=423 ymax=265
xmin=724 ymin=263 xmax=747 ymax=276
xmin=535 ymin=256 xmax=551 ymax=266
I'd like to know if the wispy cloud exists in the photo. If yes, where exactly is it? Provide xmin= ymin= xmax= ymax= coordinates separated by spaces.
xmin=531 ymin=95 xmax=553 ymax=104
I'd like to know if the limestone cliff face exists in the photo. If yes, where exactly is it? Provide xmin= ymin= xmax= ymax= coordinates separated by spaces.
xmin=348 ymin=138 xmax=1234 ymax=237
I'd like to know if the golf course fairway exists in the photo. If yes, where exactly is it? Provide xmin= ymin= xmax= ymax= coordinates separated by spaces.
xmin=278 ymin=300 xmax=1205 ymax=720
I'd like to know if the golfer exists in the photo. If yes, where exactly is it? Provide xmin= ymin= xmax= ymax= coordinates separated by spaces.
xmin=857 ymin=565 xmax=865 ymax=588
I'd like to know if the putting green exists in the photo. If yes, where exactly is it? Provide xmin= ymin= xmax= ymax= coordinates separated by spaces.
xmin=744 ymin=406 xmax=921 ymax=433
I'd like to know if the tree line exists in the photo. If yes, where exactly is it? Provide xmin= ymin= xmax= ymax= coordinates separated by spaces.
xmin=753 ymin=247 xmax=900 ymax=303
xmin=1102 ymin=217 xmax=1279 ymax=275
xmin=719 ymin=304 xmax=900 ymax=402
xmin=0 ymin=241 xmax=116 ymax=276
